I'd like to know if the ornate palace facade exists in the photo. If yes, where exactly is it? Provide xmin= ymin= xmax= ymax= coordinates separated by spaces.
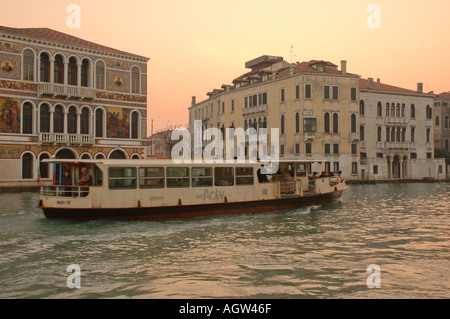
xmin=0 ymin=26 xmax=149 ymax=188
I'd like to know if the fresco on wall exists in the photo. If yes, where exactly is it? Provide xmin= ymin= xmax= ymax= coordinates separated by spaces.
xmin=0 ymin=97 xmax=20 ymax=133
xmin=107 ymin=107 xmax=130 ymax=139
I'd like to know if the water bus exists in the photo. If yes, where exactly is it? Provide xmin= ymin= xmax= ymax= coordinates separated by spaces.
xmin=39 ymin=159 xmax=348 ymax=220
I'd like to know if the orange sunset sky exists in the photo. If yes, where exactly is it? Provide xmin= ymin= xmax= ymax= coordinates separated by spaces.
xmin=3 ymin=0 xmax=450 ymax=134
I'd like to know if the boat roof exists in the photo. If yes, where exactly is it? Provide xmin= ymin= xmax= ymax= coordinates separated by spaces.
xmin=42 ymin=158 xmax=322 ymax=166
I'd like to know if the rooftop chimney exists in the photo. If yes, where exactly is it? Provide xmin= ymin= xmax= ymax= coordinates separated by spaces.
xmin=417 ymin=83 xmax=423 ymax=94
xmin=377 ymin=78 xmax=381 ymax=83
xmin=368 ymin=78 xmax=374 ymax=89
xmin=191 ymin=96 xmax=196 ymax=106
xmin=341 ymin=60 xmax=347 ymax=75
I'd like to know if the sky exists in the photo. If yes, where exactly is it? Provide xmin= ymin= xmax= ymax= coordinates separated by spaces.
xmin=2 ymin=0 xmax=450 ymax=133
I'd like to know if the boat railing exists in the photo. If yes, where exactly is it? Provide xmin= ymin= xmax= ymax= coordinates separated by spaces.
xmin=41 ymin=185 xmax=96 ymax=198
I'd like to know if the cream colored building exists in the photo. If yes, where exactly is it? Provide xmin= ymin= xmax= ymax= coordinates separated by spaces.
xmin=359 ymin=79 xmax=446 ymax=181
xmin=188 ymin=55 xmax=361 ymax=180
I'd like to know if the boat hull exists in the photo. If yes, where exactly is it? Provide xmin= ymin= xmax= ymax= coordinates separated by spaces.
xmin=41 ymin=190 xmax=343 ymax=221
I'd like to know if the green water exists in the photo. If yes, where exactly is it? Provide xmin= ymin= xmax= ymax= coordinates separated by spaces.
xmin=0 ymin=183 xmax=448 ymax=298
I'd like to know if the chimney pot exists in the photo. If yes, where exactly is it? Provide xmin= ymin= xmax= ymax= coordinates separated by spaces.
xmin=368 ymin=78 xmax=374 ymax=89
xmin=341 ymin=60 xmax=347 ymax=75
xmin=191 ymin=96 xmax=196 ymax=106
xmin=417 ymin=83 xmax=423 ymax=93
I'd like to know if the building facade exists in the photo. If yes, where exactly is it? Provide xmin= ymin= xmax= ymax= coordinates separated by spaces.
xmin=0 ymin=26 xmax=149 ymax=188
xmin=359 ymin=78 xmax=446 ymax=181
xmin=433 ymin=92 xmax=450 ymax=152
xmin=189 ymin=55 xmax=360 ymax=180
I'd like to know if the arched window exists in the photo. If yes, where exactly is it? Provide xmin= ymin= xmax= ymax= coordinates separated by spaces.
xmin=426 ymin=128 xmax=431 ymax=143
xmin=131 ymin=66 xmax=140 ymax=94
xmin=295 ymin=112 xmax=300 ymax=133
xmin=22 ymin=102 xmax=33 ymax=134
xmin=445 ymin=115 xmax=449 ymax=129
xmin=22 ymin=153 xmax=33 ymax=179
xmin=131 ymin=112 xmax=139 ymax=139
xmin=391 ymin=103 xmax=395 ymax=117
xmin=244 ymin=120 xmax=248 ymax=131
xmin=359 ymin=100 xmax=365 ymax=115
xmin=401 ymin=104 xmax=405 ymax=117
xmin=411 ymin=127 xmax=415 ymax=142
xmin=386 ymin=127 xmax=390 ymax=142
xmin=426 ymin=105 xmax=432 ymax=119
xmin=39 ymin=104 xmax=50 ymax=133
xmin=332 ymin=113 xmax=339 ymax=133
xmin=377 ymin=102 xmax=382 ymax=117
xmin=411 ymin=104 xmax=416 ymax=119
xmin=81 ymin=59 xmax=90 ymax=87
xmin=386 ymin=103 xmax=390 ymax=117
xmin=68 ymin=57 xmax=78 ymax=86
xmin=53 ymin=105 xmax=64 ymax=133
xmin=40 ymin=52 xmax=50 ymax=83
xmin=54 ymin=55 xmax=64 ymax=84
xmin=402 ymin=128 xmax=406 ymax=142
xmin=436 ymin=116 xmax=440 ymax=127
xmin=360 ymin=125 xmax=365 ymax=141
xmin=39 ymin=153 xmax=50 ymax=179
xmin=23 ymin=49 xmax=34 ymax=81
xmin=351 ymin=114 xmax=357 ymax=133
xmin=109 ymin=149 xmax=127 ymax=159
xmin=95 ymin=109 xmax=104 ymax=137
xmin=67 ymin=106 xmax=77 ymax=134
xmin=377 ymin=126 xmax=382 ymax=142
xmin=80 ymin=108 xmax=90 ymax=135
xmin=263 ymin=117 xmax=267 ymax=129
xmin=95 ymin=153 xmax=105 ymax=159
xmin=95 ymin=61 xmax=105 ymax=90
xmin=396 ymin=104 xmax=400 ymax=117
xmin=324 ymin=113 xmax=330 ymax=133
xmin=396 ymin=128 xmax=401 ymax=142
xmin=280 ymin=114 xmax=285 ymax=135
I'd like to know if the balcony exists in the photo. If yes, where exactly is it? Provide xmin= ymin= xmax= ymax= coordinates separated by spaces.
xmin=242 ymin=104 xmax=267 ymax=115
xmin=39 ymin=133 xmax=95 ymax=146
xmin=38 ymin=83 xmax=95 ymax=99
xmin=385 ymin=117 xmax=407 ymax=126
xmin=385 ymin=142 xmax=410 ymax=150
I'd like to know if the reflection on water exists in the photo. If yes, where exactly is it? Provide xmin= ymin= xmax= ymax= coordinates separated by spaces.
xmin=0 ymin=183 xmax=449 ymax=298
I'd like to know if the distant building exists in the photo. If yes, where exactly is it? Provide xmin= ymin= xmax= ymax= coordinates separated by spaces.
xmin=433 ymin=92 xmax=450 ymax=152
xmin=146 ymin=130 xmax=172 ymax=159
xmin=0 ymin=26 xmax=149 ymax=188
xmin=189 ymin=55 xmax=360 ymax=180
xmin=359 ymin=78 xmax=446 ymax=181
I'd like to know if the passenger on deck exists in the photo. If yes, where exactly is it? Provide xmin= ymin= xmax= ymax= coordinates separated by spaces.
xmin=61 ymin=170 xmax=72 ymax=197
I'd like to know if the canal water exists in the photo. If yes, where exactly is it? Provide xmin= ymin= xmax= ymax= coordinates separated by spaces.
xmin=0 ymin=183 xmax=448 ymax=299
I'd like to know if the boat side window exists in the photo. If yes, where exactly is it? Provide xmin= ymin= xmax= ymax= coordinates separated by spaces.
xmin=94 ymin=165 xmax=103 ymax=186
xmin=296 ymin=163 xmax=307 ymax=177
xmin=192 ymin=167 xmax=212 ymax=187
xmin=236 ymin=167 xmax=254 ymax=186
xmin=166 ymin=167 xmax=190 ymax=188
xmin=108 ymin=167 xmax=137 ymax=189
xmin=214 ymin=167 xmax=234 ymax=186
xmin=139 ymin=167 xmax=164 ymax=189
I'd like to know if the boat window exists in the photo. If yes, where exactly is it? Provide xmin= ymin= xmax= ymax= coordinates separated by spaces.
xmin=108 ymin=167 xmax=137 ymax=189
xmin=236 ymin=167 xmax=254 ymax=185
xmin=214 ymin=167 xmax=234 ymax=186
xmin=94 ymin=165 xmax=103 ymax=186
xmin=296 ymin=163 xmax=307 ymax=177
xmin=192 ymin=167 xmax=212 ymax=187
xmin=166 ymin=167 xmax=190 ymax=188
xmin=139 ymin=167 xmax=164 ymax=189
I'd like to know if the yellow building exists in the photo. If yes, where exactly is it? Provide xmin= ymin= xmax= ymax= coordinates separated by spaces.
xmin=189 ymin=55 xmax=360 ymax=179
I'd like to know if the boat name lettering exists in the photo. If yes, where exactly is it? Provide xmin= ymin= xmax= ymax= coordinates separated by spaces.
xmin=203 ymin=189 xmax=225 ymax=201
xmin=56 ymin=200 xmax=71 ymax=205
